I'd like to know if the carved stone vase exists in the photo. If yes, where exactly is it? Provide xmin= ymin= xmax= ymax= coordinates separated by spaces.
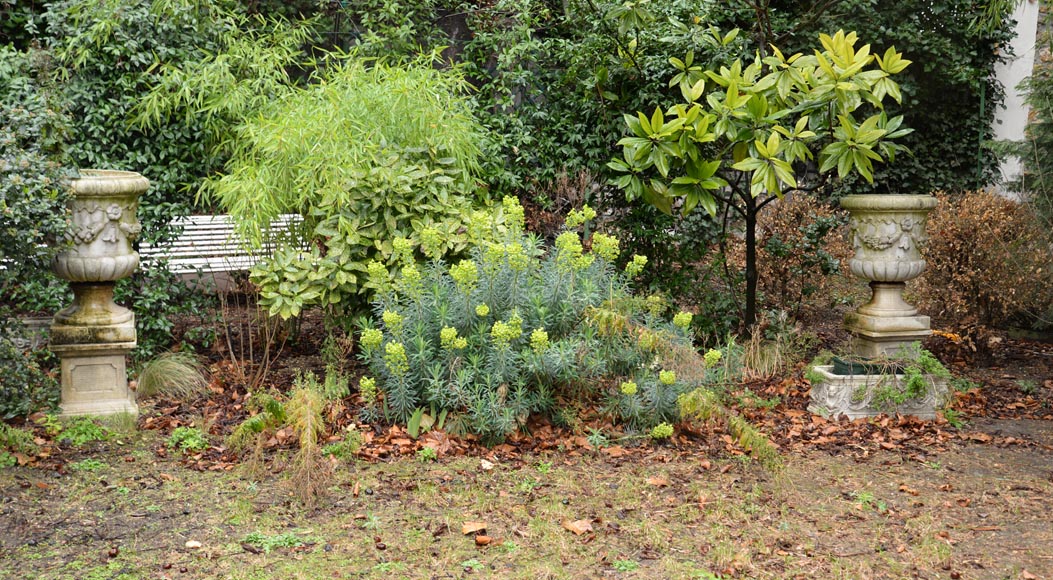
xmin=50 ymin=170 xmax=148 ymax=417
xmin=808 ymin=194 xmax=948 ymax=420
xmin=839 ymin=194 xmax=937 ymax=359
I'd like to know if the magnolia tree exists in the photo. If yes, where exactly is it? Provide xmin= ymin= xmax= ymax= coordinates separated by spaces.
xmin=609 ymin=29 xmax=912 ymax=330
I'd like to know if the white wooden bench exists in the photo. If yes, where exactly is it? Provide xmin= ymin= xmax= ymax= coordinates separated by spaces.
xmin=138 ymin=214 xmax=303 ymax=291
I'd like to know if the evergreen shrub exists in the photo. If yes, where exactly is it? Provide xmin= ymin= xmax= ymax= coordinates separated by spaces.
xmin=357 ymin=197 xmax=729 ymax=443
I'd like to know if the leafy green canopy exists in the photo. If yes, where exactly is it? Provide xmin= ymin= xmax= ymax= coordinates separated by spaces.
xmin=609 ymin=29 xmax=912 ymax=215
xmin=165 ymin=49 xmax=488 ymax=319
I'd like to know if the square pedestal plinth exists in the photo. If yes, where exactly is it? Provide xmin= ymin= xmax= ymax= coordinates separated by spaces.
xmin=844 ymin=311 xmax=932 ymax=359
xmin=51 ymin=342 xmax=138 ymax=418
xmin=807 ymin=365 xmax=949 ymax=420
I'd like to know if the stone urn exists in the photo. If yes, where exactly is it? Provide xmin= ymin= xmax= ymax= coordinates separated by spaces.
xmin=807 ymin=193 xmax=948 ymax=420
xmin=50 ymin=170 xmax=148 ymax=417
xmin=839 ymin=194 xmax=938 ymax=359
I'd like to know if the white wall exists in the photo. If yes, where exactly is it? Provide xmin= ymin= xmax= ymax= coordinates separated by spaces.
xmin=993 ymin=0 xmax=1041 ymax=195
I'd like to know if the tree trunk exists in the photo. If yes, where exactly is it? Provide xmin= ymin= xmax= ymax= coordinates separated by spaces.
xmin=743 ymin=192 xmax=758 ymax=333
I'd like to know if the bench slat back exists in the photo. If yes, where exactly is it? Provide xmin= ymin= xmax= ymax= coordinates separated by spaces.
xmin=139 ymin=214 xmax=303 ymax=274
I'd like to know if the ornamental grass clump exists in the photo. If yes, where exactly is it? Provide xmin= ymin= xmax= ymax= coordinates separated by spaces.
xmin=357 ymin=197 xmax=728 ymax=443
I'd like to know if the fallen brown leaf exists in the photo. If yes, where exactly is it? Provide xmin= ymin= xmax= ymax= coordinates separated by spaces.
xmin=461 ymin=521 xmax=487 ymax=535
xmin=561 ymin=519 xmax=593 ymax=536
xmin=646 ymin=475 xmax=670 ymax=487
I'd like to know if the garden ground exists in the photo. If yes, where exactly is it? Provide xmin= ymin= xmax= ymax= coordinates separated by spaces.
xmin=2 ymin=315 xmax=1052 ymax=579
xmin=1 ymin=417 xmax=1051 ymax=580
xmin=2 ymin=313 xmax=1053 ymax=580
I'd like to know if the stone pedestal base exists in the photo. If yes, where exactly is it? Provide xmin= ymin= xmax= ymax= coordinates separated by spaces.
xmin=807 ymin=365 xmax=949 ymax=420
xmin=51 ymin=342 xmax=138 ymax=418
xmin=844 ymin=311 xmax=932 ymax=359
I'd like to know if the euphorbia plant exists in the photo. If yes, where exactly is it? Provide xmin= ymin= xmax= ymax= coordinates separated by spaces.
xmin=609 ymin=29 xmax=912 ymax=330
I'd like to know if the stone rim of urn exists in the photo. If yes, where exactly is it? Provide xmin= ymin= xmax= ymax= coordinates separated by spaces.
xmin=51 ymin=170 xmax=147 ymax=346
xmin=840 ymin=194 xmax=938 ymax=359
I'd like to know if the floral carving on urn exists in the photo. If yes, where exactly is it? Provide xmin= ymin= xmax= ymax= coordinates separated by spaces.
xmin=846 ymin=207 xmax=931 ymax=283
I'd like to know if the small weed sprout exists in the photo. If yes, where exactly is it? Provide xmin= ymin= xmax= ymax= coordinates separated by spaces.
xmin=1017 ymin=380 xmax=1039 ymax=396
xmin=241 ymin=531 xmax=311 ymax=553
xmin=416 ymin=446 xmax=438 ymax=462
xmin=70 ymin=458 xmax=107 ymax=472
xmin=460 ymin=559 xmax=484 ymax=572
xmin=612 ymin=559 xmax=640 ymax=572
xmin=940 ymin=408 xmax=965 ymax=429
xmin=167 ymin=426 xmax=209 ymax=454
xmin=585 ymin=428 xmax=610 ymax=449
xmin=321 ymin=428 xmax=362 ymax=461
xmin=0 ymin=424 xmax=37 ymax=455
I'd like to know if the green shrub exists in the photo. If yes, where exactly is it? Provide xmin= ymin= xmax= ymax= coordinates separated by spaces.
xmin=114 ymin=263 xmax=218 ymax=364
xmin=44 ymin=0 xmax=230 ymax=243
xmin=358 ymin=198 xmax=709 ymax=443
xmin=0 ymin=334 xmax=60 ymax=419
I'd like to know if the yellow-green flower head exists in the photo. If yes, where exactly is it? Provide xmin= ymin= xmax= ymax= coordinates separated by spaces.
xmin=620 ymin=380 xmax=638 ymax=396
xmin=419 ymin=227 xmax=444 ymax=260
xmin=383 ymin=341 xmax=409 ymax=376
xmin=483 ymin=241 xmax=505 ymax=273
xmin=450 ymin=259 xmax=479 ymax=294
xmin=650 ymin=422 xmax=674 ymax=440
xmin=638 ymin=330 xmax=658 ymax=352
xmin=440 ymin=326 xmax=460 ymax=350
xmin=507 ymin=311 xmax=524 ymax=340
xmin=366 ymin=260 xmax=388 ymax=291
xmin=591 ymin=232 xmax=620 ymax=262
xmin=704 ymin=348 xmax=722 ymax=368
xmin=565 ymin=204 xmax=598 ymax=229
xmin=360 ymin=328 xmax=383 ymax=352
xmin=359 ymin=376 xmax=377 ymax=404
xmin=645 ymin=293 xmax=666 ymax=317
xmin=392 ymin=237 xmax=414 ymax=264
xmin=475 ymin=303 xmax=490 ymax=317
xmin=625 ymin=254 xmax=648 ymax=277
xmin=659 ymin=370 xmax=676 ymax=385
xmin=382 ymin=309 xmax=403 ymax=332
xmin=573 ymin=253 xmax=595 ymax=271
xmin=502 ymin=196 xmax=526 ymax=234
xmin=453 ymin=337 xmax=467 ymax=349
xmin=491 ymin=320 xmax=513 ymax=347
xmin=467 ymin=209 xmax=491 ymax=243
xmin=530 ymin=328 xmax=549 ymax=353
xmin=555 ymin=231 xmax=584 ymax=273
xmin=673 ymin=311 xmax=693 ymax=330
xmin=400 ymin=263 xmax=422 ymax=297
xmin=506 ymin=242 xmax=529 ymax=272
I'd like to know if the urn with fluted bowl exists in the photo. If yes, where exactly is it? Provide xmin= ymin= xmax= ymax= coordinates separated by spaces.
xmin=50 ymin=170 xmax=147 ymax=417
xmin=808 ymin=194 xmax=948 ymax=419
